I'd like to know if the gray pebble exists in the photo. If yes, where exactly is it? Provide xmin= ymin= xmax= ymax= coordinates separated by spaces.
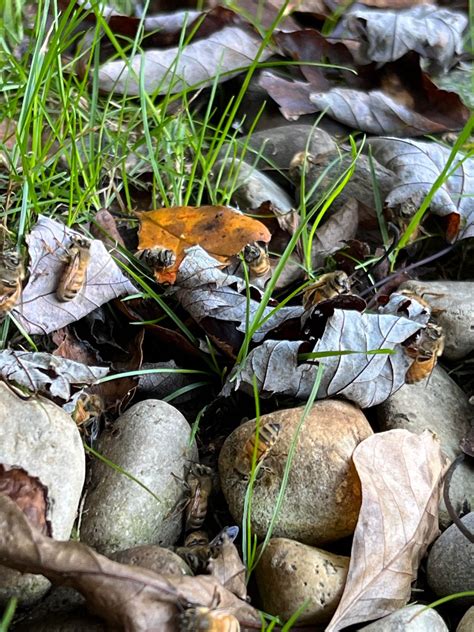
xmin=0 ymin=383 xmax=85 ymax=606
xmin=358 ymin=604 xmax=448 ymax=631
xmin=112 ymin=545 xmax=192 ymax=576
xmin=427 ymin=513 xmax=474 ymax=605
xmin=80 ymin=400 xmax=197 ymax=555
xmin=219 ymin=400 xmax=373 ymax=545
xmin=377 ymin=365 xmax=474 ymax=529
xmin=399 ymin=281 xmax=474 ymax=360
xmin=255 ymin=538 xmax=349 ymax=624
xmin=457 ymin=606 xmax=474 ymax=631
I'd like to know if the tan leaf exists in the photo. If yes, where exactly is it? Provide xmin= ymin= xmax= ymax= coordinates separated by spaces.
xmin=326 ymin=429 xmax=447 ymax=631
xmin=137 ymin=205 xmax=271 ymax=284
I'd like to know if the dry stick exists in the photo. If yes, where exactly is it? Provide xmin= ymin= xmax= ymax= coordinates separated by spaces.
xmin=443 ymin=454 xmax=474 ymax=543
xmin=360 ymin=245 xmax=455 ymax=300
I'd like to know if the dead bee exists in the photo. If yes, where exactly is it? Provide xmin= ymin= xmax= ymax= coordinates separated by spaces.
xmin=175 ymin=526 xmax=239 ymax=574
xmin=242 ymin=242 xmax=270 ymax=277
xmin=303 ymin=271 xmax=351 ymax=310
xmin=184 ymin=530 xmax=209 ymax=548
xmin=179 ymin=606 xmax=240 ymax=632
xmin=71 ymin=392 xmax=103 ymax=429
xmin=56 ymin=236 xmax=91 ymax=302
xmin=234 ymin=421 xmax=281 ymax=478
xmin=184 ymin=464 xmax=213 ymax=532
xmin=0 ymin=249 xmax=24 ymax=316
xmin=136 ymin=247 xmax=176 ymax=270
xmin=405 ymin=322 xmax=445 ymax=384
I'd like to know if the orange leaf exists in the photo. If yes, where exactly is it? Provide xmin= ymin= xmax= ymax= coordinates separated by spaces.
xmin=137 ymin=205 xmax=272 ymax=284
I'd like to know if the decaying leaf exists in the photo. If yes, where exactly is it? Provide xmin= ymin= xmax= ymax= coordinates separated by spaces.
xmin=174 ymin=247 xmax=302 ymax=347
xmin=260 ymin=69 xmax=469 ymax=135
xmin=0 ymin=495 xmax=260 ymax=632
xmin=95 ymin=14 xmax=272 ymax=96
xmin=338 ymin=5 xmax=467 ymax=73
xmin=138 ymin=206 xmax=271 ymax=284
xmin=308 ymin=86 xmax=468 ymax=136
xmin=326 ymin=429 xmax=446 ymax=631
xmin=368 ymin=137 xmax=474 ymax=241
xmin=0 ymin=350 xmax=108 ymax=400
xmin=225 ymin=308 xmax=423 ymax=407
xmin=12 ymin=215 xmax=136 ymax=335
xmin=311 ymin=198 xmax=359 ymax=268
xmin=207 ymin=534 xmax=247 ymax=601
xmin=0 ymin=465 xmax=51 ymax=536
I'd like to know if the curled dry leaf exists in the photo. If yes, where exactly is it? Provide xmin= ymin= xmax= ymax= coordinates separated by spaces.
xmin=95 ymin=13 xmax=272 ymax=96
xmin=207 ymin=535 xmax=247 ymax=601
xmin=0 ymin=465 xmax=51 ymax=536
xmin=0 ymin=350 xmax=108 ymax=400
xmin=338 ymin=5 xmax=467 ymax=73
xmin=0 ymin=495 xmax=260 ymax=632
xmin=174 ymin=246 xmax=302 ymax=346
xmin=12 ymin=215 xmax=136 ymax=335
xmin=368 ymin=137 xmax=474 ymax=241
xmin=137 ymin=205 xmax=271 ymax=284
xmin=225 ymin=309 xmax=423 ymax=407
xmin=326 ymin=429 xmax=446 ymax=631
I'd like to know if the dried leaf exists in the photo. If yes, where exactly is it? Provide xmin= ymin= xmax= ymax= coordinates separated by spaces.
xmin=312 ymin=198 xmax=359 ymax=268
xmin=226 ymin=309 xmax=423 ymax=407
xmin=260 ymin=70 xmax=469 ymax=135
xmin=309 ymin=86 xmax=468 ymax=136
xmin=174 ymin=247 xmax=302 ymax=346
xmin=326 ymin=429 xmax=446 ymax=631
xmin=0 ymin=465 xmax=51 ymax=536
xmin=0 ymin=350 xmax=108 ymax=400
xmin=339 ymin=5 xmax=467 ymax=73
xmin=368 ymin=137 xmax=474 ymax=241
xmin=207 ymin=536 xmax=247 ymax=601
xmin=0 ymin=495 xmax=260 ymax=631
xmin=95 ymin=16 xmax=271 ymax=96
xmin=137 ymin=206 xmax=271 ymax=284
xmin=12 ymin=216 xmax=136 ymax=335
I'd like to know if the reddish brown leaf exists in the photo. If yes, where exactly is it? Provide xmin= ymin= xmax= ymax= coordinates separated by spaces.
xmin=0 ymin=466 xmax=51 ymax=536
xmin=137 ymin=206 xmax=271 ymax=284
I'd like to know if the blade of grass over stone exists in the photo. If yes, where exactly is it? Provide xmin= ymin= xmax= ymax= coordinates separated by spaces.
xmin=243 ymin=363 xmax=325 ymax=579
xmin=84 ymin=444 xmax=162 ymax=504
xmin=305 ymin=135 xmax=363 ymax=272
xmin=242 ymin=375 xmax=264 ymax=572
xmin=96 ymin=368 xmax=210 ymax=384
xmin=393 ymin=114 xmax=474 ymax=264
xmin=0 ymin=597 xmax=17 ymax=632
xmin=299 ymin=349 xmax=395 ymax=361
xmin=410 ymin=592 xmax=474 ymax=621
xmin=162 ymin=381 xmax=211 ymax=403
xmin=281 ymin=600 xmax=310 ymax=631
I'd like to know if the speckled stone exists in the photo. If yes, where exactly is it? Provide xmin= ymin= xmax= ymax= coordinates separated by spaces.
xmin=255 ymin=538 xmax=349 ymax=624
xmin=80 ymin=400 xmax=197 ymax=555
xmin=457 ymin=606 xmax=474 ymax=631
xmin=427 ymin=513 xmax=474 ymax=606
xmin=219 ymin=400 xmax=373 ymax=545
xmin=112 ymin=545 xmax=192 ymax=576
xmin=399 ymin=280 xmax=474 ymax=360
